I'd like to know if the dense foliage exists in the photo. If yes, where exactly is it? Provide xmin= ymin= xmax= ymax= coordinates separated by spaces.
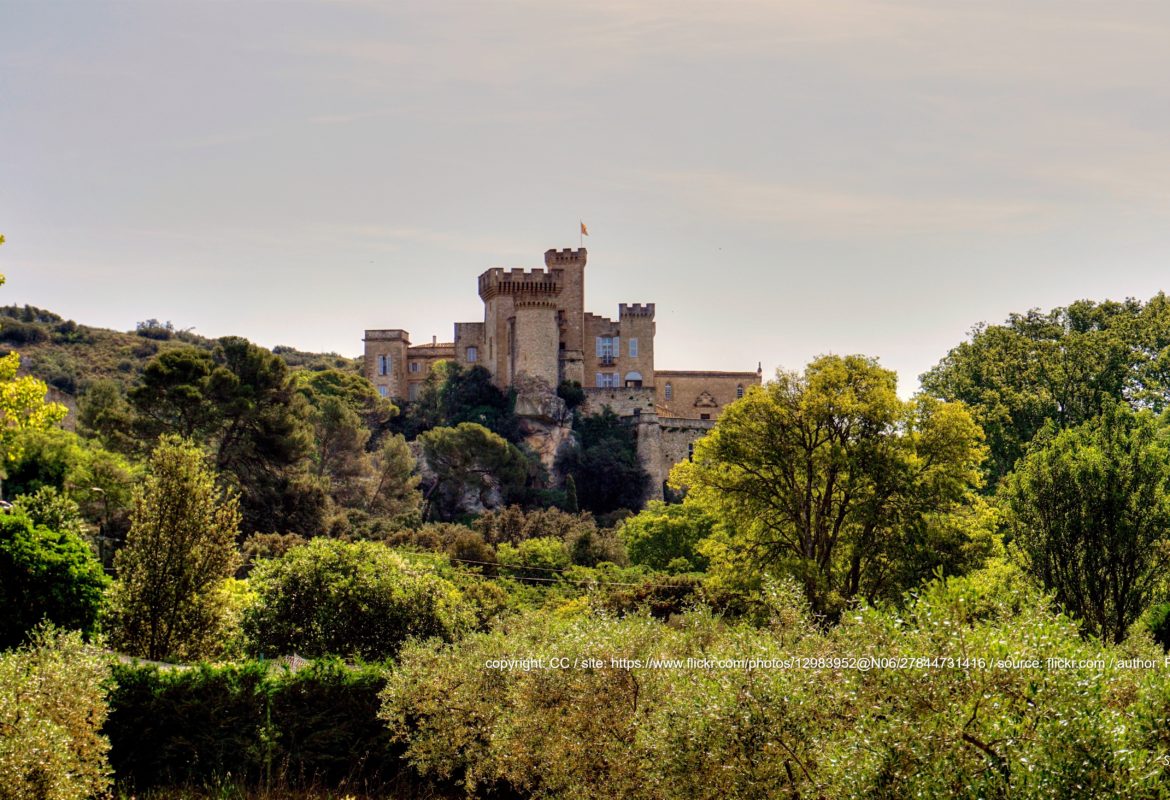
xmin=1004 ymin=403 xmax=1170 ymax=643
xmin=105 ymin=660 xmax=399 ymax=794
xmin=242 ymin=539 xmax=473 ymax=661
xmin=0 ymin=512 xmax=108 ymax=648
xmin=0 ymin=628 xmax=113 ymax=800
xmin=921 ymin=294 xmax=1170 ymax=485
xmin=383 ymin=565 xmax=1170 ymax=799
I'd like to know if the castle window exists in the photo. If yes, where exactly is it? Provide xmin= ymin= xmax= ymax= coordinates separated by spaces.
xmin=700 ymin=413 xmax=711 ymax=420
xmin=409 ymin=362 xmax=421 ymax=374
xmin=596 ymin=336 xmax=616 ymax=363
xmin=736 ymin=384 xmax=745 ymax=398
xmin=664 ymin=383 xmax=673 ymax=401
xmin=467 ymin=346 xmax=478 ymax=362
xmin=377 ymin=385 xmax=389 ymax=398
xmin=596 ymin=372 xmax=618 ymax=389
xmin=624 ymin=371 xmax=643 ymax=388
xmin=628 ymin=338 xmax=638 ymax=358
xmin=377 ymin=355 xmax=389 ymax=376
xmin=408 ymin=383 xmax=419 ymax=401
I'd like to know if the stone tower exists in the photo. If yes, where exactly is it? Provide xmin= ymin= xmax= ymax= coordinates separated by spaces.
xmin=544 ymin=248 xmax=587 ymax=385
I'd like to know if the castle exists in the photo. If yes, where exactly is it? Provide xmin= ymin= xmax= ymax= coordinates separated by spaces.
xmin=363 ymin=247 xmax=761 ymax=498
xmin=363 ymin=247 xmax=759 ymax=416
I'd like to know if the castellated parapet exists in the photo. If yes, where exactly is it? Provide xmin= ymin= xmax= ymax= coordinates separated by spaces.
xmin=619 ymin=303 xmax=655 ymax=318
xmin=544 ymin=247 xmax=587 ymax=268
xmin=478 ymin=267 xmax=563 ymax=301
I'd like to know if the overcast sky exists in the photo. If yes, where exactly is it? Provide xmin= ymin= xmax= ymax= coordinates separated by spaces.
xmin=3 ymin=0 xmax=1170 ymax=393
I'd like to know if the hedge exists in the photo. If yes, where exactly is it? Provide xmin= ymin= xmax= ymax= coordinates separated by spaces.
xmin=104 ymin=659 xmax=402 ymax=793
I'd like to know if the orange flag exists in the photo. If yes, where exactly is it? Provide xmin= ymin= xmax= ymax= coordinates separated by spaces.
xmin=580 ymin=221 xmax=589 ymax=236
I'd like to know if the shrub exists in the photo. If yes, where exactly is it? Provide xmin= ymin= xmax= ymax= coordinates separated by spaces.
xmin=620 ymin=501 xmax=714 ymax=572
xmin=243 ymin=539 xmax=474 ymax=660
xmin=0 ymin=628 xmax=113 ymax=800
xmin=382 ymin=565 xmax=1170 ymax=799
xmin=0 ymin=512 xmax=109 ymax=648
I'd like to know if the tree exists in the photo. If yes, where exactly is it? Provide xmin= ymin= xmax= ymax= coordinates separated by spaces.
xmin=243 ymin=538 xmax=472 ymax=660
xmin=122 ymin=339 xmax=321 ymax=535
xmin=418 ymin=423 xmax=527 ymax=520
xmin=921 ymin=295 xmax=1170 ymax=486
xmin=672 ymin=355 xmax=987 ymax=615
xmin=562 ymin=407 xmax=650 ymax=515
xmin=620 ymin=501 xmax=715 ymax=573
xmin=0 ymin=511 xmax=109 ymax=648
xmin=1003 ymin=403 xmax=1170 ymax=643
xmin=0 ymin=251 xmax=69 ymax=494
xmin=106 ymin=436 xmax=240 ymax=661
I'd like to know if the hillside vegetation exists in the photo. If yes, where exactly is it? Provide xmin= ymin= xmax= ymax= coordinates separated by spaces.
xmin=0 ymin=305 xmax=358 ymax=398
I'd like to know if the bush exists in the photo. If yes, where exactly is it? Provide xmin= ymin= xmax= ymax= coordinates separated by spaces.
xmin=243 ymin=539 xmax=474 ymax=660
xmin=0 ymin=628 xmax=112 ymax=800
xmin=382 ymin=565 xmax=1170 ymax=799
xmin=0 ymin=512 xmax=109 ymax=648
xmin=105 ymin=660 xmax=399 ymax=794
xmin=620 ymin=501 xmax=714 ymax=572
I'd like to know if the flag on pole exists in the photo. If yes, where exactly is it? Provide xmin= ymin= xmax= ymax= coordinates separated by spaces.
xmin=580 ymin=221 xmax=589 ymax=236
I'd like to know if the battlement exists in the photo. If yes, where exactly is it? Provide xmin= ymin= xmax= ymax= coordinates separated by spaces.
xmin=619 ymin=303 xmax=656 ymax=318
xmin=478 ymin=266 xmax=564 ymax=301
xmin=544 ymin=247 xmax=587 ymax=268
xmin=364 ymin=329 xmax=410 ymax=343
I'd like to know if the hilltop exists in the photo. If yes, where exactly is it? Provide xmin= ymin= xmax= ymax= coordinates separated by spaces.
xmin=0 ymin=304 xmax=360 ymax=402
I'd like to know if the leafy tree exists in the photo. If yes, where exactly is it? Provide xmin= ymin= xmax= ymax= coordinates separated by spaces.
xmin=105 ymin=436 xmax=240 ymax=661
xmin=121 ymin=339 xmax=321 ymax=535
xmin=2 ymin=427 xmax=139 ymax=562
xmin=620 ymin=501 xmax=715 ymax=572
xmin=0 ymin=512 xmax=109 ymax=648
xmin=242 ymin=538 xmax=473 ymax=660
xmin=673 ymin=355 xmax=987 ymax=615
xmin=398 ymin=362 xmax=519 ymax=441
xmin=562 ymin=407 xmax=649 ymax=515
xmin=1003 ymin=403 xmax=1170 ymax=643
xmin=129 ymin=348 xmax=220 ymax=441
xmin=363 ymin=432 xmax=421 ymax=520
xmin=0 ymin=627 xmax=113 ymax=800
xmin=922 ymin=295 xmax=1170 ymax=485
xmin=0 ymin=286 xmax=68 ymax=490
xmin=418 ymin=423 xmax=527 ymax=520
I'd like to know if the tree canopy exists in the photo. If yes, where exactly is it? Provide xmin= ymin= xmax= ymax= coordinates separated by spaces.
xmin=1003 ymin=403 xmax=1170 ymax=643
xmin=673 ymin=355 xmax=988 ymax=615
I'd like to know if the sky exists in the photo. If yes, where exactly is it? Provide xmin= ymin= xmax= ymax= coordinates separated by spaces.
xmin=3 ymin=0 xmax=1170 ymax=394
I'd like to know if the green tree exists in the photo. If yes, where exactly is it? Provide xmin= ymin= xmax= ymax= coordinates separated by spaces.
xmin=0 ymin=512 xmax=109 ymax=648
xmin=1003 ymin=403 xmax=1170 ymax=643
xmin=243 ymin=538 xmax=472 ymax=660
xmin=620 ymin=501 xmax=715 ymax=572
xmin=562 ymin=407 xmax=650 ymax=515
xmin=0 ymin=253 xmax=69 ymax=496
xmin=106 ymin=436 xmax=240 ymax=661
xmin=121 ymin=339 xmax=321 ymax=535
xmin=419 ymin=423 xmax=527 ymax=520
xmin=921 ymin=295 xmax=1170 ymax=486
xmin=673 ymin=355 xmax=987 ymax=615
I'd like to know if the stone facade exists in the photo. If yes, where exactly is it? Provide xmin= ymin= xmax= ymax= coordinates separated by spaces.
xmin=364 ymin=246 xmax=764 ymax=500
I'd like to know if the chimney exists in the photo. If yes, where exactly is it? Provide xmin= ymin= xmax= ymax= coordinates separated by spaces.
xmin=432 ymin=335 xmax=437 ymax=346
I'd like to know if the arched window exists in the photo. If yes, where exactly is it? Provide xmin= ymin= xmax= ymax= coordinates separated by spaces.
xmin=664 ymin=383 xmax=673 ymax=401
xmin=736 ymin=384 xmax=745 ymax=398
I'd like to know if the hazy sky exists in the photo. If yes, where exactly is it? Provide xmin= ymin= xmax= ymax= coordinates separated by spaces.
xmin=4 ymin=1 xmax=1170 ymax=393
